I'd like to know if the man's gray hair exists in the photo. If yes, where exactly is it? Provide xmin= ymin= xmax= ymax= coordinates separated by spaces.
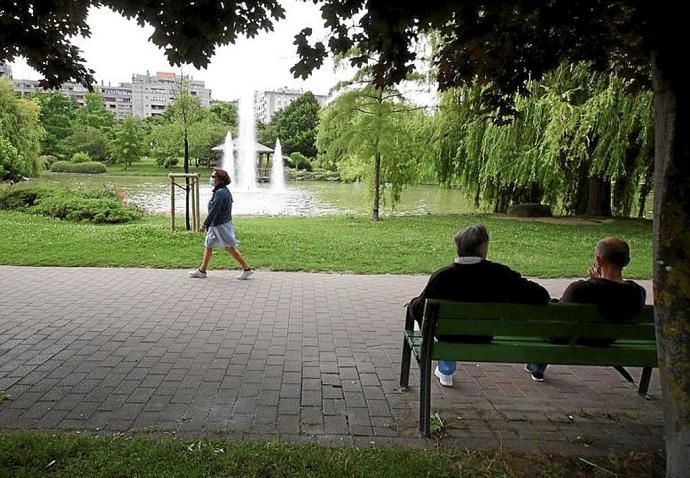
xmin=454 ymin=224 xmax=489 ymax=257
xmin=596 ymin=236 xmax=630 ymax=269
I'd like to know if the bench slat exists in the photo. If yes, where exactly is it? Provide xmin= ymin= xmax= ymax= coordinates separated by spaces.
xmin=404 ymin=331 xmax=657 ymax=366
xmin=434 ymin=320 xmax=655 ymax=340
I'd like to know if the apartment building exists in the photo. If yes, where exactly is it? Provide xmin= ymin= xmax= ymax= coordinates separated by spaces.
xmin=254 ymin=87 xmax=328 ymax=123
xmin=131 ymin=71 xmax=211 ymax=117
xmin=0 ymin=62 xmax=11 ymax=79
xmin=9 ymin=70 xmax=211 ymax=119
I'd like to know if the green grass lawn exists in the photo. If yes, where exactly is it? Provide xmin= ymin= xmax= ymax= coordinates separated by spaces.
xmin=105 ymin=157 xmax=213 ymax=177
xmin=0 ymin=432 xmax=663 ymax=477
xmin=0 ymin=211 xmax=652 ymax=278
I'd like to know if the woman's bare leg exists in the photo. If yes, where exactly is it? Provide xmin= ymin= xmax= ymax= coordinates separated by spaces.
xmin=225 ymin=246 xmax=250 ymax=270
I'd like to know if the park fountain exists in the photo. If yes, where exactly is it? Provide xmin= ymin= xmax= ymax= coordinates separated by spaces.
xmin=236 ymin=92 xmax=257 ymax=191
xmin=271 ymin=138 xmax=286 ymax=192
xmin=218 ymin=131 xmax=235 ymax=184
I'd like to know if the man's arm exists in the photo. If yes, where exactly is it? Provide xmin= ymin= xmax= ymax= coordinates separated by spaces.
xmin=560 ymin=280 xmax=586 ymax=303
xmin=509 ymin=272 xmax=551 ymax=304
xmin=409 ymin=269 xmax=444 ymax=323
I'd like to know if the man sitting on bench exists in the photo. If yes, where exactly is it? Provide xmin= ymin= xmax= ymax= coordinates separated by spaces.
xmin=526 ymin=236 xmax=647 ymax=382
xmin=407 ymin=224 xmax=550 ymax=387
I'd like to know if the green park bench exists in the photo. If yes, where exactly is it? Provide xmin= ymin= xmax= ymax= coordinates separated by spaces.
xmin=399 ymin=300 xmax=657 ymax=437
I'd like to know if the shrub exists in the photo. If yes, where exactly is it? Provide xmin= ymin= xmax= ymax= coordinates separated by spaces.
xmin=0 ymin=185 xmax=138 ymax=223
xmin=289 ymin=152 xmax=313 ymax=171
xmin=71 ymin=152 xmax=92 ymax=163
xmin=29 ymin=193 xmax=142 ymax=223
xmin=38 ymin=155 xmax=58 ymax=167
xmin=50 ymin=161 xmax=107 ymax=174
xmin=155 ymin=156 xmax=180 ymax=168
xmin=0 ymin=186 xmax=58 ymax=210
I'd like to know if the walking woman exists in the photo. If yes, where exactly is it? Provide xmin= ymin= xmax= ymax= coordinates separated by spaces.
xmin=190 ymin=168 xmax=253 ymax=279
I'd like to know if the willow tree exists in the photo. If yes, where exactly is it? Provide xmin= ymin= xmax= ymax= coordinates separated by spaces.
xmin=0 ymin=79 xmax=45 ymax=180
xmin=430 ymin=63 xmax=653 ymax=216
xmin=317 ymin=72 xmax=427 ymax=221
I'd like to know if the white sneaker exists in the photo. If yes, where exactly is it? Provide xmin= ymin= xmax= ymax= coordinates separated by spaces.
xmin=434 ymin=366 xmax=453 ymax=387
xmin=237 ymin=269 xmax=254 ymax=280
xmin=189 ymin=269 xmax=207 ymax=278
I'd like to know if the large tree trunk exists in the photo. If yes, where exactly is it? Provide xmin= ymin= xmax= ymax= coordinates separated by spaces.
xmin=372 ymin=151 xmax=381 ymax=221
xmin=584 ymin=175 xmax=612 ymax=217
xmin=652 ymin=45 xmax=690 ymax=477
xmin=573 ymin=165 xmax=591 ymax=215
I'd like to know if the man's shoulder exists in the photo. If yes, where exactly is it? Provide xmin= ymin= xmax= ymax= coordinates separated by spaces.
xmin=482 ymin=260 xmax=522 ymax=277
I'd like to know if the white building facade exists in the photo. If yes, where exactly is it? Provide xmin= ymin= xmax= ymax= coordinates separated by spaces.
xmin=254 ymin=88 xmax=328 ymax=123
xmin=8 ymin=70 xmax=211 ymax=120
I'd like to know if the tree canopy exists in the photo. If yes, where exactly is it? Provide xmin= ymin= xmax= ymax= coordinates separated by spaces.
xmin=274 ymin=92 xmax=321 ymax=158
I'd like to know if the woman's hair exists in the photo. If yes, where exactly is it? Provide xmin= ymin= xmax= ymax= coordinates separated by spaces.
xmin=212 ymin=168 xmax=231 ymax=186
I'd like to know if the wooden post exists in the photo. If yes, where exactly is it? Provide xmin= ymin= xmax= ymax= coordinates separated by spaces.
xmin=191 ymin=177 xmax=197 ymax=231
xmin=195 ymin=175 xmax=201 ymax=229
xmin=170 ymin=175 xmax=175 ymax=231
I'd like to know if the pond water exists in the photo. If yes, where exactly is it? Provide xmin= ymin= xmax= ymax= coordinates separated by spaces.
xmin=38 ymin=173 xmax=480 ymax=216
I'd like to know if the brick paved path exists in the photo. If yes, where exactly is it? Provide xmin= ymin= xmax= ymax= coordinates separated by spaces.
xmin=0 ymin=266 xmax=661 ymax=453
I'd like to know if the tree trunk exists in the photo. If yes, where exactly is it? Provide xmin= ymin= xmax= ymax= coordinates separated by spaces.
xmin=184 ymin=134 xmax=190 ymax=231
xmin=613 ymin=143 xmax=641 ymax=217
xmin=372 ymin=152 xmax=381 ymax=221
xmin=638 ymin=160 xmax=655 ymax=219
xmin=652 ymin=45 xmax=690 ymax=477
xmin=584 ymin=175 xmax=612 ymax=217
xmin=573 ymin=166 xmax=591 ymax=215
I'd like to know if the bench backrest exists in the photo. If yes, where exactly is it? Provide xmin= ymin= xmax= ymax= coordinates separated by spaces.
xmin=422 ymin=300 xmax=655 ymax=344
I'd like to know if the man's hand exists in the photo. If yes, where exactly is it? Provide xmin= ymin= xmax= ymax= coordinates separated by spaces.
xmin=198 ymin=225 xmax=206 ymax=233
xmin=588 ymin=264 xmax=601 ymax=278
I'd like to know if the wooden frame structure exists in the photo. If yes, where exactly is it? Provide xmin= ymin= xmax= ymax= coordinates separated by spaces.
xmin=168 ymin=173 xmax=201 ymax=231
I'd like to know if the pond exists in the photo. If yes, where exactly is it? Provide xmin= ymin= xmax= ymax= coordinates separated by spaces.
xmin=37 ymin=173 xmax=480 ymax=216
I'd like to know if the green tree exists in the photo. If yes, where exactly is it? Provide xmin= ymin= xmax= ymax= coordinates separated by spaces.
xmin=430 ymin=63 xmax=653 ymax=217
xmin=74 ymin=91 xmax=115 ymax=134
xmin=63 ymin=126 xmax=109 ymax=162
xmin=317 ymin=72 xmax=426 ymax=221
xmin=275 ymin=92 xmax=321 ymax=158
xmin=256 ymin=120 xmax=279 ymax=150
xmin=30 ymin=92 xmax=76 ymax=158
xmin=110 ymin=116 xmax=145 ymax=169
xmin=208 ymin=102 xmax=238 ymax=130
xmin=0 ymin=79 xmax=45 ymax=180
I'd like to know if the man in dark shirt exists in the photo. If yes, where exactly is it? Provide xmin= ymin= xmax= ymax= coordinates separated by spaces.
xmin=408 ymin=224 xmax=550 ymax=387
xmin=526 ymin=236 xmax=646 ymax=381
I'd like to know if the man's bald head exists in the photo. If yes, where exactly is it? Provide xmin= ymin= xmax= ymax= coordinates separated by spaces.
xmin=596 ymin=237 xmax=630 ymax=270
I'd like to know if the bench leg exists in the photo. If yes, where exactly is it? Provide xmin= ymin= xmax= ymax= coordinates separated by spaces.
xmin=419 ymin=357 xmax=432 ymax=438
xmin=399 ymin=337 xmax=412 ymax=391
xmin=639 ymin=367 xmax=653 ymax=395
xmin=400 ymin=307 xmax=415 ymax=391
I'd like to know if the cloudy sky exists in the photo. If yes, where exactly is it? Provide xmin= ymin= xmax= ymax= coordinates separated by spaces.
xmin=9 ymin=1 xmax=348 ymax=101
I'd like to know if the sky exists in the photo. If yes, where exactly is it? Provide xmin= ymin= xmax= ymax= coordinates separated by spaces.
xmin=9 ymin=1 xmax=349 ymax=101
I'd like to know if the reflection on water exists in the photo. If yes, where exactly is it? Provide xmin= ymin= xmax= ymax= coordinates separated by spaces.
xmin=38 ymin=173 xmax=478 ymax=216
